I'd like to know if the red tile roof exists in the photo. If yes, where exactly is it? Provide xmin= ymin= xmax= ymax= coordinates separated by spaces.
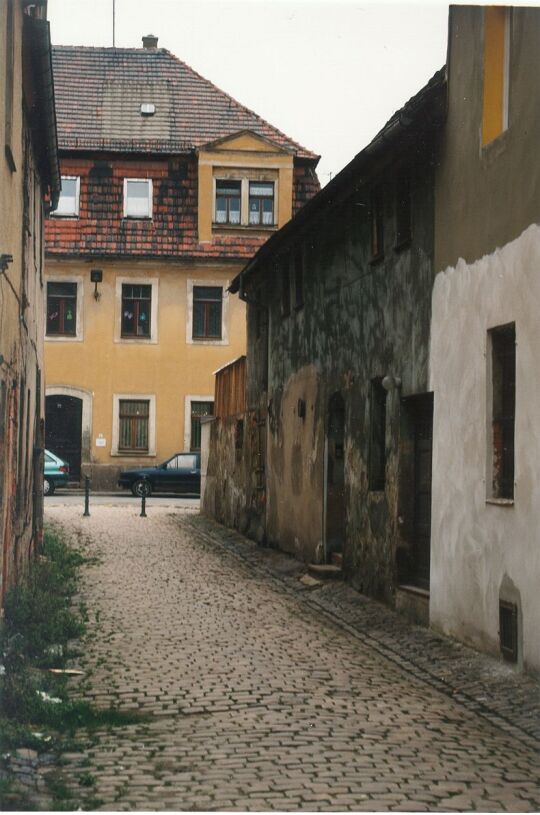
xmin=52 ymin=46 xmax=318 ymax=160
xmin=45 ymin=155 xmax=319 ymax=261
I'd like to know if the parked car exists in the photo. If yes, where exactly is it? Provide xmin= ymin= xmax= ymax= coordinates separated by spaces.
xmin=118 ymin=452 xmax=201 ymax=497
xmin=44 ymin=449 xmax=70 ymax=496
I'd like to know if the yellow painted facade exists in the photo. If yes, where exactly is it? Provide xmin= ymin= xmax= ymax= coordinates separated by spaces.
xmin=198 ymin=131 xmax=294 ymax=242
xmin=44 ymin=259 xmax=246 ymax=487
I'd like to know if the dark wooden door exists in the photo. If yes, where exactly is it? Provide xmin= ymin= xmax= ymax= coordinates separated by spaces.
xmin=326 ymin=392 xmax=346 ymax=558
xmin=45 ymin=395 xmax=82 ymax=480
xmin=411 ymin=398 xmax=433 ymax=590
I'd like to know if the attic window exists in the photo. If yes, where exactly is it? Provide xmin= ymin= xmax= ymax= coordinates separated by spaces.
xmin=140 ymin=103 xmax=156 ymax=116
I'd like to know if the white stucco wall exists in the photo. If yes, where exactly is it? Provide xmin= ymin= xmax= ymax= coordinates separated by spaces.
xmin=429 ymin=223 xmax=540 ymax=673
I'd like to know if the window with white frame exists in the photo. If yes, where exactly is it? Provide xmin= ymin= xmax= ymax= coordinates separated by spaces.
xmin=249 ymin=181 xmax=275 ymax=225
xmin=52 ymin=176 xmax=80 ymax=217
xmin=118 ymin=399 xmax=150 ymax=452
xmin=215 ymin=180 xmax=241 ymax=225
xmin=213 ymin=175 xmax=276 ymax=228
xmin=112 ymin=394 xmax=156 ymax=456
xmin=124 ymin=178 xmax=153 ymax=218
xmin=46 ymin=281 xmax=77 ymax=336
xmin=114 ymin=276 xmax=158 ymax=344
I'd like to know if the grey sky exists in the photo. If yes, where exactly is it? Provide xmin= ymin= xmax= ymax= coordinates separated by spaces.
xmin=47 ymin=0 xmax=449 ymax=185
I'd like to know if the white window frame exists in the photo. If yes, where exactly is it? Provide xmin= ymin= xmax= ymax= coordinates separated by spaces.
xmin=44 ymin=275 xmax=84 ymax=342
xmin=184 ymin=395 xmax=214 ymax=451
xmin=52 ymin=176 xmax=80 ymax=217
xmin=114 ymin=276 xmax=159 ymax=344
xmin=186 ymin=278 xmax=229 ymax=346
xmin=111 ymin=393 xmax=156 ymax=457
xmin=123 ymin=178 xmax=153 ymax=219
xmin=212 ymin=174 xmax=278 ymax=228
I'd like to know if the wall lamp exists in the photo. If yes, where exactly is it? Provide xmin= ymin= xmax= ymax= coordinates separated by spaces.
xmin=90 ymin=269 xmax=103 ymax=301
xmin=382 ymin=374 xmax=402 ymax=392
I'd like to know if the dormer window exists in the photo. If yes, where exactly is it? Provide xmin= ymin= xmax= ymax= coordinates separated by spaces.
xmin=140 ymin=103 xmax=156 ymax=116
xmin=249 ymin=182 xmax=274 ymax=226
xmin=215 ymin=180 xmax=241 ymax=225
xmin=124 ymin=178 xmax=152 ymax=219
xmin=52 ymin=176 xmax=80 ymax=217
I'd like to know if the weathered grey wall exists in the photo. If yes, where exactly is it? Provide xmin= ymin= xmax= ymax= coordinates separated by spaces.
xmin=203 ymin=409 xmax=266 ymax=543
xmin=252 ymin=150 xmax=437 ymax=599
xmin=435 ymin=6 xmax=540 ymax=273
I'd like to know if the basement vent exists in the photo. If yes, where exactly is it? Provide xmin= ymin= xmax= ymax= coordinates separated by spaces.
xmin=140 ymin=103 xmax=156 ymax=116
xmin=499 ymin=600 xmax=518 ymax=662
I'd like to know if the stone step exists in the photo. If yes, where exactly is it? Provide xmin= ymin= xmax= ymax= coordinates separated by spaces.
xmin=307 ymin=563 xmax=342 ymax=580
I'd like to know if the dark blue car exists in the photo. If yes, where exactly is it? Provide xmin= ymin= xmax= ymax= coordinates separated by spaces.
xmin=118 ymin=452 xmax=201 ymax=497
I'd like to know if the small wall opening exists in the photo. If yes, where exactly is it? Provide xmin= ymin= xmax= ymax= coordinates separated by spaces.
xmin=499 ymin=600 xmax=518 ymax=663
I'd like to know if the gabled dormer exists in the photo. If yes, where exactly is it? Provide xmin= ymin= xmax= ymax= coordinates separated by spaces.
xmin=197 ymin=130 xmax=295 ymax=243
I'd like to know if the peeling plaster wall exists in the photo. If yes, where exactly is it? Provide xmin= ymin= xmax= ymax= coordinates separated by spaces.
xmin=256 ymin=152 xmax=437 ymax=598
xmin=429 ymin=224 xmax=540 ymax=672
xmin=203 ymin=410 xmax=266 ymax=542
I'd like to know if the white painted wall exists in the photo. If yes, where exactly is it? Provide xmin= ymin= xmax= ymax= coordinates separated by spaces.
xmin=429 ymin=223 xmax=540 ymax=673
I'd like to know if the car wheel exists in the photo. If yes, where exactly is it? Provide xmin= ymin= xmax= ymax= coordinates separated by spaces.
xmin=131 ymin=479 xmax=152 ymax=498
xmin=44 ymin=477 xmax=55 ymax=496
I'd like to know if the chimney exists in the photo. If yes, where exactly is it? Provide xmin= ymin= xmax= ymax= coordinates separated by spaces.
xmin=142 ymin=34 xmax=158 ymax=49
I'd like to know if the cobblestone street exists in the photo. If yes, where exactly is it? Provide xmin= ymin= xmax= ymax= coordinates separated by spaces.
xmin=45 ymin=505 xmax=540 ymax=812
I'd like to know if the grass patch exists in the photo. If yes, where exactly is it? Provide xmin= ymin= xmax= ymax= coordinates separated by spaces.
xmin=0 ymin=527 xmax=148 ymax=809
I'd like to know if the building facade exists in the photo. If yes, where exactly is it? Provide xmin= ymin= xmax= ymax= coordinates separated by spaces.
xmin=204 ymin=72 xmax=446 ymax=611
xmin=44 ymin=40 xmax=319 ymax=489
xmin=429 ymin=5 xmax=540 ymax=672
xmin=0 ymin=0 xmax=59 ymax=602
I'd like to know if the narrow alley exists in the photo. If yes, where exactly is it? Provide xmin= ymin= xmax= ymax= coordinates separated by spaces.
xmin=45 ymin=504 xmax=540 ymax=812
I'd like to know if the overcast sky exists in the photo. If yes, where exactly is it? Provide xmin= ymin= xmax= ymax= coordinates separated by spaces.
xmin=47 ymin=0 xmax=450 ymax=184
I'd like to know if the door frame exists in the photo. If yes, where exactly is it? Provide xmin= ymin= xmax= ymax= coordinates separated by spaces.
xmin=45 ymin=386 xmax=93 ymax=465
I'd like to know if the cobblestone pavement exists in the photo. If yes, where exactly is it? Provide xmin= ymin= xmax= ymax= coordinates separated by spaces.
xmin=45 ymin=505 xmax=540 ymax=812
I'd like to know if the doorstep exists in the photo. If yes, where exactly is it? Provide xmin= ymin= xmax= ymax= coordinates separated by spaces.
xmin=395 ymin=583 xmax=430 ymax=627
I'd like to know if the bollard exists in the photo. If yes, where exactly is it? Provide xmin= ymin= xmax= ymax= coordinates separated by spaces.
xmin=140 ymin=478 xmax=147 ymax=518
xmin=83 ymin=475 xmax=90 ymax=517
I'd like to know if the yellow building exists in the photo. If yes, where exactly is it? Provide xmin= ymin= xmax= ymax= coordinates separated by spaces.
xmin=0 ymin=0 xmax=59 ymax=600
xmin=45 ymin=38 xmax=319 ymax=490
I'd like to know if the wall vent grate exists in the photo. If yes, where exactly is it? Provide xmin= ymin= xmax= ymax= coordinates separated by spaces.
xmin=499 ymin=600 xmax=518 ymax=662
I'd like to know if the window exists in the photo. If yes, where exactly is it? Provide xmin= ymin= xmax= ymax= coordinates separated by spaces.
xmin=46 ymin=282 xmax=77 ymax=336
xmin=369 ymin=378 xmax=387 ymax=490
xmin=395 ymin=175 xmax=411 ymax=248
xmin=249 ymin=182 xmax=274 ymax=226
xmin=490 ymin=323 xmax=515 ymax=499
xmin=124 ymin=178 xmax=152 ymax=218
xmin=280 ymin=255 xmax=290 ymax=317
xmin=370 ymin=190 xmax=384 ymax=261
xmin=482 ymin=7 xmax=511 ymax=146
xmin=118 ymin=399 xmax=150 ymax=452
xmin=190 ymin=401 xmax=214 ymax=451
xmin=294 ymin=246 xmax=304 ymax=309
xmin=235 ymin=419 xmax=244 ymax=450
xmin=52 ymin=176 xmax=80 ymax=217
xmin=213 ymin=176 xmax=277 ymax=228
xmin=193 ymin=286 xmax=222 ymax=339
xmin=215 ymin=180 xmax=241 ymax=225
xmin=121 ymin=284 xmax=151 ymax=338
